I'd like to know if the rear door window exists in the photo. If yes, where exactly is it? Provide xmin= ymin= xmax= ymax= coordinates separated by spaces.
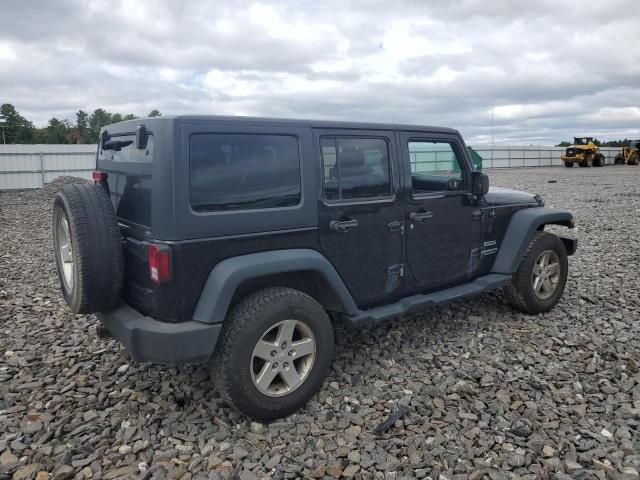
xmin=320 ymin=137 xmax=392 ymax=201
xmin=189 ymin=134 xmax=301 ymax=211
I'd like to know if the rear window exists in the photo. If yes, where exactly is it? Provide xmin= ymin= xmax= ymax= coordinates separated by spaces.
xmin=189 ymin=134 xmax=302 ymax=212
xmin=97 ymin=133 xmax=153 ymax=228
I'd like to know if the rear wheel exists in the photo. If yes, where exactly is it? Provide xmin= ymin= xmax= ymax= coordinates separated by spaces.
xmin=52 ymin=183 xmax=123 ymax=313
xmin=211 ymin=287 xmax=334 ymax=420
xmin=564 ymin=161 xmax=574 ymax=168
xmin=504 ymin=232 xmax=568 ymax=315
xmin=614 ymin=154 xmax=623 ymax=165
xmin=628 ymin=153 xmax=639 ymax=166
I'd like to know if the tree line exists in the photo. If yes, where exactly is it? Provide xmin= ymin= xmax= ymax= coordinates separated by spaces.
xmin=0 ymin=104 xmax=161 ymax=144
xmin=556 ymin=138 xmax=636 ymax=147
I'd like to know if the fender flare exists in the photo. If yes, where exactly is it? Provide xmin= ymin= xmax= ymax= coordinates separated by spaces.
xmin=491 ymin=207 xmax=575 ymax=274
xmin=192 ymin=249 xmax=358 ymax=324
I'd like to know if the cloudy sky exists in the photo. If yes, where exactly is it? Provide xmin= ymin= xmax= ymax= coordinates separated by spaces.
xmin=1 ymin=0 xmax=639 ymax=144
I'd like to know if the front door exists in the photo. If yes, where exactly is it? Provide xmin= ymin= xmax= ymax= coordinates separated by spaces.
xmin=399 ymin=132 xmax=482 ymax=288
xmin=315 ymin=130 xmax=404 ymax=306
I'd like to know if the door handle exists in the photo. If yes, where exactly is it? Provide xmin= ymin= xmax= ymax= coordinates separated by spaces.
xmin=409 ymin=211 xmax=433 ymax=222
xmin=329 ymin=219 xmax=359 ymax=232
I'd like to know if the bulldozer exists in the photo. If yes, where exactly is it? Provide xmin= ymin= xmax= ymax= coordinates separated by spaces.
xmin=613 ymin=140 xmax=639 ymax=165
xmin=561 ymin=137 xmax=606 ymax=167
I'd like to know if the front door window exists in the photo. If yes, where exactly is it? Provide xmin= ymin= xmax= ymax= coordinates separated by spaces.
xmin=408 ymin=140 xmax=466 ymax=194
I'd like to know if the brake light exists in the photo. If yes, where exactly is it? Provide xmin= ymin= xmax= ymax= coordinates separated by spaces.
xmin=92 ymin=170 xmax=108 ymax=182
xmin=148 ymin=244 xmax=171 ymax=284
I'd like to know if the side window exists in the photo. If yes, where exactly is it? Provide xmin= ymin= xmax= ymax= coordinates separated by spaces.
xmin=189 ymin=134 xmax=301 ymax=211
xmin=320 ymin=137 xmax=391 ymax=201
xmin=408 ymin=140 xmax=466 ymax=194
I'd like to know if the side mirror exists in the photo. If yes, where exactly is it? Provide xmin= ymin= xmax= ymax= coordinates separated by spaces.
xmin=471 ymin=171 xmax=489 ymax=197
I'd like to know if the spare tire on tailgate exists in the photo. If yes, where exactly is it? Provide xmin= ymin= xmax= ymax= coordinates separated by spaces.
xmin=52 ymin=183 xmax=123 ymax=313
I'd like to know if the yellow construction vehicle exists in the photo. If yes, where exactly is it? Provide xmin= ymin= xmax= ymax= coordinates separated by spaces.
xmin=561 ymin=137 xmax=606 ymax=167
xmin=613 ymin=140 xmax=639 ymax=165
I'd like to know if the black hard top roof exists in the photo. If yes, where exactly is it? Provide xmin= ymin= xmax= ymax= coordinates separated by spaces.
xmin=111 ymin=114 xmax=458 ymax=134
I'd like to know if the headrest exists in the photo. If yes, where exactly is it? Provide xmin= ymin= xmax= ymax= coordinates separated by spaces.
xmin=247 ymin=146 xmax=274 ymax=164
xmin=340 ymin=146 xmax=365 ymax=168
xmin=192 ymin=147 xmax=226 ymax=168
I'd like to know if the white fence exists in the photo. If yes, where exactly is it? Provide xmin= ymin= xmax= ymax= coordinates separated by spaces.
xmin=474 ymin=146 xmax=621 ymax=168
xmin=0 ymin=144 xmax=96 ymax=190
xmin=0 ymin=144 xmax=624 ymax=190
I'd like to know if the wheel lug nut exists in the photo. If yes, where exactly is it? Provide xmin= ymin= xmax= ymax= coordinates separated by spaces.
xmin=288 ymin=350 xmax=295 ymax=356
xmin=272 ymin=362 xmax=278 ymax=369
xmin=283 ymin=362 xmax=289 ymax=368
xmin=271 ymin=350 xmax=277 ymax=357
xmin=281 ymin=342 xmax=287 ymax=349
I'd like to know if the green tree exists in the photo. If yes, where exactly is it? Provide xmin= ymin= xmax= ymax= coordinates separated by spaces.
xmin=111 ymin=113 xmax=123 ymax=124
xmin=122 ymin=113 xmax=138 ymax=121
xmin=76 ymin=110 xmax=89 ymax=143
xmin=0 ymin=103 xmax=36 ymax=143
xmin=148 ymin=109 xmax=161 ymax=117
xmin=88 ymin=108 xmax=112 ymax=143
xmin=556 ymin=141 xmax=571 ymax=147
xmin=44 ymin=118 xmax=72 ymax=144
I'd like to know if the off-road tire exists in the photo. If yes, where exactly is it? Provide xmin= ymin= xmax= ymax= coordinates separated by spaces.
xmin=578 ymin=155 xmax=593 ymax=167
xmin=614 ymin=155 xmax=623 ymax=165
xmin=503 ymin=232 xmax=568 ymax=315
xmin=563 ymin=161 xmax=574 ymax=168
xmin=628 ymin=153 xmax=639 ymax=166
xmin=211 ymin=287 xmax=334 ymax=421
xmin=52 ymin=183 xmax=123 ymax=313
xmin=593 ymin=153 xmax=605 ymax=167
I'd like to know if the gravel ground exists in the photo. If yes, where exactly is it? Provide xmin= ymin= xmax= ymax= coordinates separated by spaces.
xmin=1 ymin=167 xmax=639 ymax=480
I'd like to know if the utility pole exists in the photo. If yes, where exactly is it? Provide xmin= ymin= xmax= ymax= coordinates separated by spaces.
xmin=491 ymin=106 xmax=494 ymax=163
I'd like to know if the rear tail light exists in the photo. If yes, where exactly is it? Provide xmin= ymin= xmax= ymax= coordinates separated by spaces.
xmin=92 ymin=170 xmax=108 ymax=182
xmin=148 ymin=244 xmax=171 ymax=284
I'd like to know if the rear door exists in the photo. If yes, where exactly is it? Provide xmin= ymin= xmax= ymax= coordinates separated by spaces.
xmin=399 ymin=132 xmax=482 ymax=289
xmin=314 ymin=129 xmax=404 ymax=307
xmin=97 ymin=130 xmax=155 ymax=314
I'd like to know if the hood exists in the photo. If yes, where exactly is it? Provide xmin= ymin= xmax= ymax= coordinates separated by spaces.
xmin=485 ymin=187 xmax=540 ymax=206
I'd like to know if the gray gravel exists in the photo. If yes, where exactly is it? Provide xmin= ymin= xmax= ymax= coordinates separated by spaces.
xmin=1 ymin=167 xmax=639 ymax=480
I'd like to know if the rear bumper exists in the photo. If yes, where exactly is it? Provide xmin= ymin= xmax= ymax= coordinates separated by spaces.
xmin=96 ymin=303 xmax=221 ymax=365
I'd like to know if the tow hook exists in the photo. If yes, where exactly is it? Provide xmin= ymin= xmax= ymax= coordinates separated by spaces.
xmin=97 ymin=324 xmax=113 ymax=340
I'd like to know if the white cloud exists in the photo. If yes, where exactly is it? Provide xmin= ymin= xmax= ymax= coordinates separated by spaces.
xmin=1 ymin=0 xmax=639 ymax=144
xmin=0 ymin=42 xmax=17 ymax=61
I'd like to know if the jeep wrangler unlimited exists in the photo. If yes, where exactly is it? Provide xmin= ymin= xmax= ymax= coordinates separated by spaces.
xmin=52 ymin=116 xmax=577 ymax=420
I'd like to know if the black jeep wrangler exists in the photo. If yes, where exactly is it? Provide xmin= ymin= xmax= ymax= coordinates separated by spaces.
xmin=52 ymin=116 xmax=577 ymax=420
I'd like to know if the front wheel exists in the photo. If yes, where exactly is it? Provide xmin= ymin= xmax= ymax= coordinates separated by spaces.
xmin=504 ymin=232 xmax=568 ymax=314
xmin=628 ymin=153 xmax=639 ymax=166
xmin=564 ymin=161 xmax=574 ymax=168
xmin=211 ymin=287 xmax=334 ymax=420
